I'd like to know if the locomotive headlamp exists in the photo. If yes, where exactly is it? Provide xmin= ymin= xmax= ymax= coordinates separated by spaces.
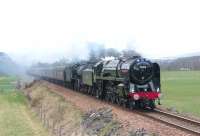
xmin=133 ymin=94 xmax=140 ymax=100
xmin=130 ymin=84 xmax=135 ymax=93
xmin=130 ymin=89 xmax=135 ymax=93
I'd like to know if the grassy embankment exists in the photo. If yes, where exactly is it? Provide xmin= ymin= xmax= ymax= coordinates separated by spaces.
xmin=0 ymin=76 xmax=48 ymax=136
xmin=161 ymin=71 xmax=200 ymax=116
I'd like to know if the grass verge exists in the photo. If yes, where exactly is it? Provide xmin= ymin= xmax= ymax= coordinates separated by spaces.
xmin=0 ymin=76 xmax=48 ymax=136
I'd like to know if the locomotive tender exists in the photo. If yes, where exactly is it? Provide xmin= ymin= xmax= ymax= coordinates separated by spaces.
xmin=29 ymin=56 xmax=161 ymax=109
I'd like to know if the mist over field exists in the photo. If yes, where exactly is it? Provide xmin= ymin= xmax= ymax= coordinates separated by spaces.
xmin=1 ymin=0 xmax=200 ymax=67
xmin=7 ymin=43 xmax=140 ymax=66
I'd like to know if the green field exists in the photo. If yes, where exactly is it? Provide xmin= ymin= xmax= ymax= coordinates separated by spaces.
xmin=0 ymin=76 xmax=48 ymax=136
xmin=161 ymin=71 xmax=200 ymax=116
xmin=0 ymin=76 xmax=16 ymax=90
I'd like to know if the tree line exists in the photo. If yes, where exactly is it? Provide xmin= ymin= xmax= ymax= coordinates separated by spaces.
xmin=33 ymin=46 xmax=140 ymax=67
xmin=158 ymin=56 xmax=200 ymax=70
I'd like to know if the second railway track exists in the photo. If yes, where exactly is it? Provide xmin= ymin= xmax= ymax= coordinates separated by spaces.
xmin=137 ymin=109 xmax=200 ymax=135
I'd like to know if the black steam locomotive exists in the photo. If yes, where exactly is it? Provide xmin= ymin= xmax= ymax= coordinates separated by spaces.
xmin=29 ymin=56 xmax=161 ymax=109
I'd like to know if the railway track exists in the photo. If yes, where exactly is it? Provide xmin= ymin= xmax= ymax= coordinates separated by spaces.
xmin=58 ymin=87 xmax=200 ymax=135
xmin=137 ymin=109 xmax=200 ymax=135
xmin=39 ymin=80 xmax=200 ymax=135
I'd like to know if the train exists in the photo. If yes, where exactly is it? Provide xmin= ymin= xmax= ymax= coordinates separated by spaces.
xmin=29 ymin=56 xmax=162 ymax=109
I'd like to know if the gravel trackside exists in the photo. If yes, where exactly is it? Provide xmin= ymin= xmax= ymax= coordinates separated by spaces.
xmin=39 ymin=81 xmax=195 ymax=136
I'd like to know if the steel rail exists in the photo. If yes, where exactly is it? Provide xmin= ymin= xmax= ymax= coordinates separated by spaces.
xmin=137 ymin=109 xmax=200 ymax=135
xmin=155 ymin=109 xmax=200 ymax=126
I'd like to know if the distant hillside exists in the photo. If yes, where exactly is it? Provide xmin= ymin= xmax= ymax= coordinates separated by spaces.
xmin=157 ymin=56 xmax=200 ymax=70
xmin=0 ymin=52 xmax=21 ymax=75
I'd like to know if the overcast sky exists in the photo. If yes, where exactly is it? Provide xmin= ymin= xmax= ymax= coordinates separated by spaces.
xmin=0 ymin=0 xmax=200 ymax=64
